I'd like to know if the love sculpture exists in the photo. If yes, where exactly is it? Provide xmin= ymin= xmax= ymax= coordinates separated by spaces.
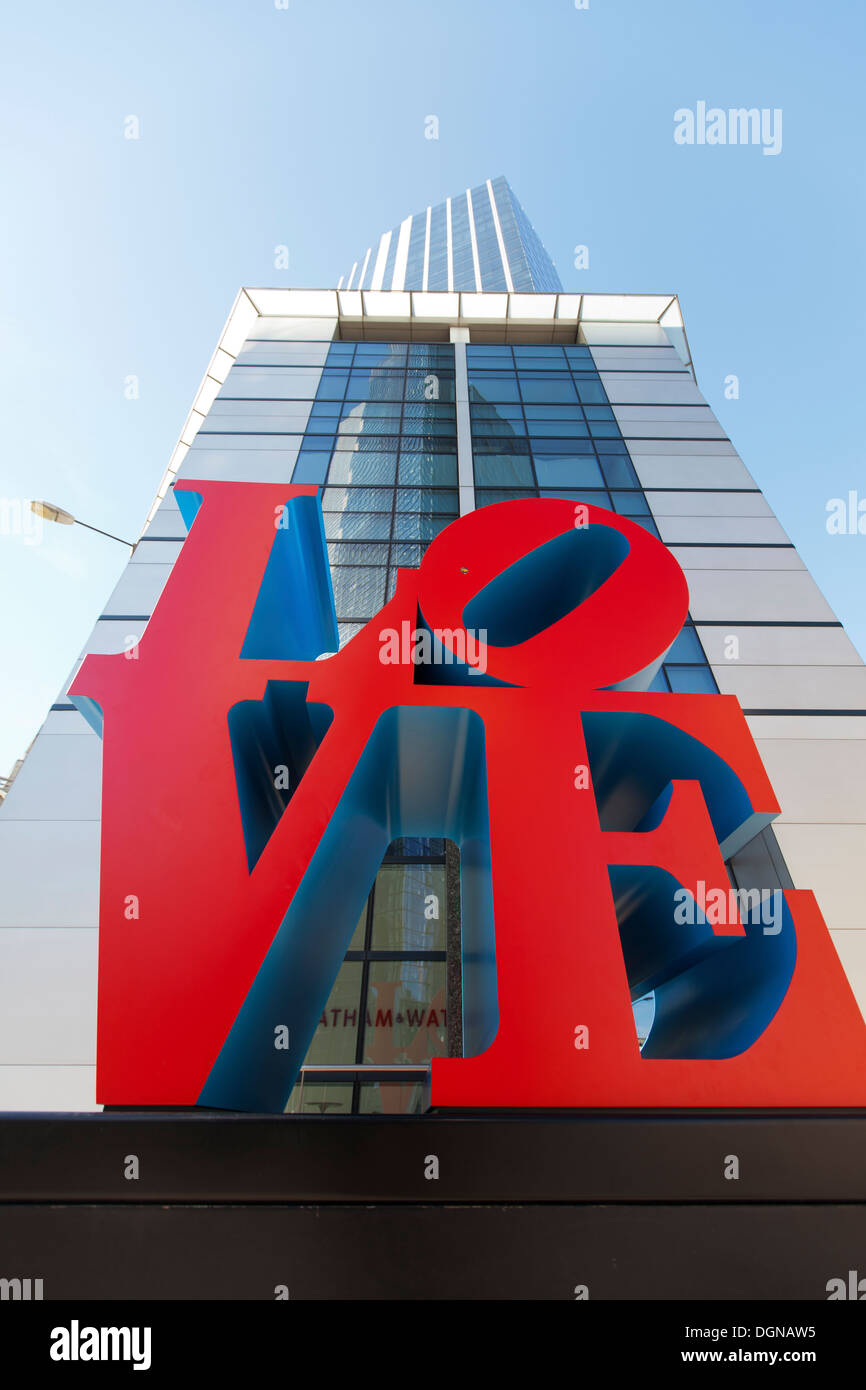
xmin=70 ymin=484 xmax=866 ymax=1111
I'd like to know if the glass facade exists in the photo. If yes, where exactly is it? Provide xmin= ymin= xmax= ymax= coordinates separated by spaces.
xmin=293 ymin=340 xmax=459 ymax=636
xmin=343 ymin=177 xmax=562 ymax=293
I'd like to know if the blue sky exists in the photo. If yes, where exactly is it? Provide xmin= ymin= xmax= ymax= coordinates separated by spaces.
xmin=1 ymin=0 xmax=864 ymax=775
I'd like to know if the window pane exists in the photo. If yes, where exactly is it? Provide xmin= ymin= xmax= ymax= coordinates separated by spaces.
xmin=327 ymin=541 xmax=390 ymax=566
xmin=371 ymin=864 xmax=447 ymax=951
xmin=523 ymin=405 xmax=584 ymax=421
xmin=574 ymin=379 xmax=609 ymax=404
xmin=526 ymin=420 xmax=589 ymax=439
xmin=285 ymin=1082 xmax=354 ymax=1115
xmin=315 ymin=371 xmax=348 ymax=401
xmin=392 ymin=541 xmax=423 ymax=566
xmin=404 ymin=372 xmax=456 ymax=403
xmin=386 ymin=836 xmax=446 ymax=858
xmin=358 ymin=1081 xmax=427 ymax=1115
xmin=467 ymin=345 xmax=513 ymax=362
xmin=665 ymin=627 xmax=706 ymax=663
xmin=395 ymin=487 xmax=458 ymax=515
xmin=398 ymin=452 xmax=458 ymax=486
xmin=353 ymin=342 xmax=407 ymax=358
xmin=302 ymin=961 xmax=363 ymax=1065
xmin=323 ymin=486 xmax=393 ymax=513
xmin=291 ymin=456 xmax=329 ymax=485
xmin=323 ymin=512 xmax=393 ymax=542
xmin=475 ymin=488 xmax=537 ymax=506
xmin=347 ymin=371 xmax=404 ymax=400
xmin=665 ymin=665 xmax=718 ymax=694
xmin=327 ymin=451 xmax=397 ymax=485
xmin=513 ymin=347 xmax=566 ymax=366
xmin=533 ymin=456 xmax=603 ymax=487
xmin=364 ymin=960 xmax=448 ymax=1064
xmin=518 ymin=375 xmax=578 ymax=404
xmin=611 ymin=490 xmax=650 ymax=516
xmin=330 ymin=565 xmax=388 ymax=615
xmin=539 ymin=488 xmax=608 ymax=507
xmin=338 ymin=622 xmax=365 ymax=648
xmin=600 ymin=455 xmax=639 ymax=488
xmin=392 ymin=514 xmax=452 ymax=542
xmin=468 ymin=374 xmax=521 ymax=403
xmin=338 ymin=414 xmax=400 ymax=436
xmin=473 ymin=454 xmax=535 ymax=487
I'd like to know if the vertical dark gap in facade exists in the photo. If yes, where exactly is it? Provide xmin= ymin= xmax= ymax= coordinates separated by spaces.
xmin=445 ymin=839 xmax=463 ymax=1058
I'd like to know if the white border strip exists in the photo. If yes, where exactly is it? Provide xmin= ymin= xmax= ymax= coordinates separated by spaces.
xmin=465 ymin=188 xmax=482 ymax=292
xmin=392 ymin=215 xmax=413 ymax=292
xmin=486 ymin=178 xmax=515 ymax=293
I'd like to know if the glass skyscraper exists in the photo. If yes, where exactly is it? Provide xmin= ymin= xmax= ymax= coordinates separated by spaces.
xmin=339 ymin=176 xmax=562 ymax=293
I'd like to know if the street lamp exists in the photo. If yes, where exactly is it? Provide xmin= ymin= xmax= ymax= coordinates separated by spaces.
xmin=30 ymin=500 xmax=135 ymax=551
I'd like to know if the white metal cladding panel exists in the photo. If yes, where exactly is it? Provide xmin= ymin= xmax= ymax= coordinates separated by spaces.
xmin=584 ymin=324 xmax=672 ymax=347
xmin=660 ymin=511 xmax=791 ymax=543
xmin=615 ymin=404 xmax=722 ymax=425
xmin=241 ymin=316 xmax=337 ymax=341
xmin=628 ymin=439 xmax=741 ymax=455
xmin=187 ymin=434 xmax=303 ymax=450
xmin=775 ymin=823 xmax=866 ymax=933
xmin=37 ymin=710 xmax=97 ymax=736
xmin=0 ymin=734 xmax=101 ymax=821
xmin=177 ymin=449 xmax=300 ymax=482
xmin=234 ymin=341 xmax=331 ymax=366
xmin=589 ymin=346 xmax=685 ymax=371
xmin=672 ymin=546 xmax=802 ymax=571
xmin=754 ymin=740 xmax=866 ymax=821
xmin=647 ymin=491 xmax=773 ymax=517
xmin=207 ymin=397 xmax=314 ymax=420
xmin=700 ymin=627 xmax=863 ymax=667
xmin=0 ymin=928 xmax=97 ymax=1063
xmin=600 ymin=373 xmax=706 ymax=406
xmin=0 ymin=822 xmax=99 ymax=928
xmin=130 ymin=541 xmax=184 ymax=566
xmin=634 ymin=454 xmax=758 ymax=490
xmin=77 ymin=620 xmax=147 ymax=656
xmin=209 ymin=395 xmax=314 ymax=414
xmin=614 ymin=408 xmax=728 ymax=439
xmin=830 ymin=931 xmax=866 ymax=1021
xmin=685 ymin=569 xmax=839 ymax=622
xmin=216 ymin=366 xmax=323 ymax=400
xmin=714 ymin=665 xmax=866 ymax=710
xmin=197 ymin=419 xmax=308 ymax=438
xmin=101 ymin=563 xmax=173 ymax=617
xmin=143 ymin=494 xmax=186 ymax=538
xmin=0 ymin=1065 xmax=98 ymax=1111
xmin=203 ymin=409 xmax=313 ymax=434
xmin=747 ymin=714 xmax=866 ymax=739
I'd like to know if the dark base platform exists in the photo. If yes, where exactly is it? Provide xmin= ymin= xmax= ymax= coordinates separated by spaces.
xmin=1 ymin=1111 xmax=864 ymax=1300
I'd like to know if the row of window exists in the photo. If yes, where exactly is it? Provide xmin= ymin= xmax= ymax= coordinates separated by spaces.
xmin=468 ymin=372 xmax=610 ymax=406
xmin=473 ymin=453 xmax=638 ymax=491
xmin=326 ymin=342 xmax=455 ymax=365
xmin=471 ymin=403 xmax=616 ymax=432
xmin=302 ymin=451 xmax=459 ymax=489
xmin=314 ymin=368 xmax=458 ymax=403
xmin=465 ymin=345 xmax=591 ymax=366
